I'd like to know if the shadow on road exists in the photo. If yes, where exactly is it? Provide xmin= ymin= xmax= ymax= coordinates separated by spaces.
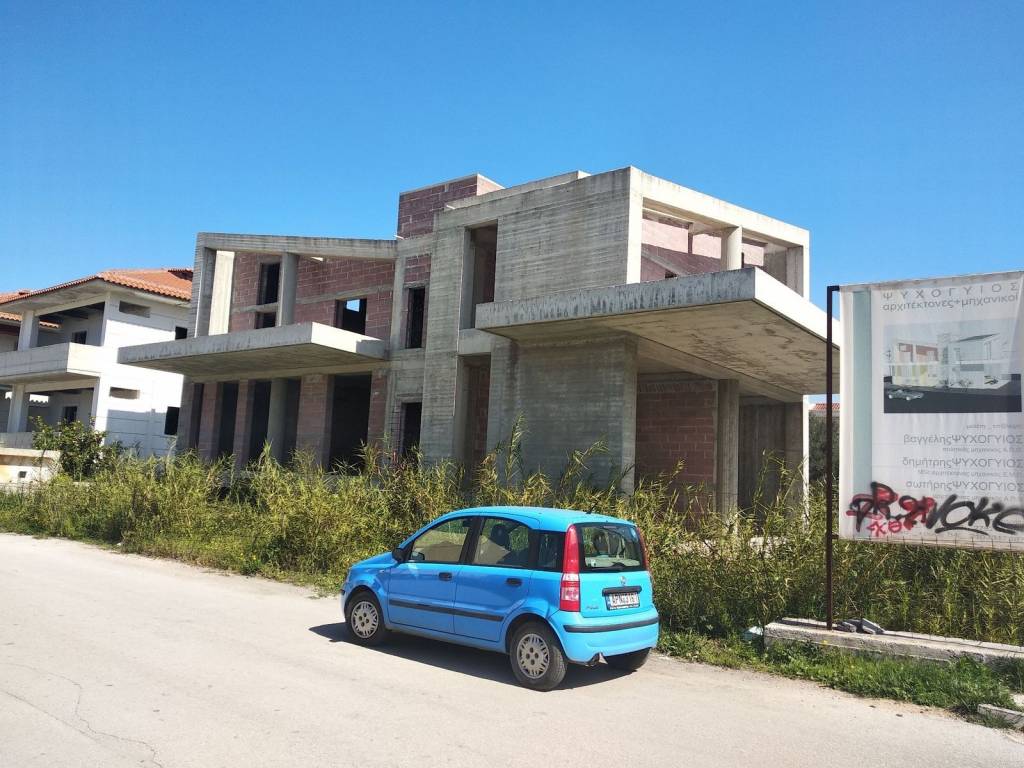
xmin=309 ymin=622 xmax=630 ymax=689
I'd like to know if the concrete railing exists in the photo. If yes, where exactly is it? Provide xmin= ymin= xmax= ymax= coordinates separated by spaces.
xmin=0 ymin=342 xmax=113 ymax=382
xmin=0 ymin=432 xmax=36 ymax=449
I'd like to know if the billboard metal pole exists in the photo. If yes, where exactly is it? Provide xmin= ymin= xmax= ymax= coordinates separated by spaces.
xmin=825 ymin=285 xmax=839 ymax=630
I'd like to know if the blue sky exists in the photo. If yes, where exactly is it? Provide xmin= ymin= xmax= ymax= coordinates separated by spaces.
xmin=2 ymin=1 xmax=1021 ymax=308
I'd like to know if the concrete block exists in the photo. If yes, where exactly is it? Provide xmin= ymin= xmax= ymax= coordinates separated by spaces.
xmin=976 ymin=704 xmax=1024 ymax=730
xmin=765 ymin=618 xmax=1024 ymax=666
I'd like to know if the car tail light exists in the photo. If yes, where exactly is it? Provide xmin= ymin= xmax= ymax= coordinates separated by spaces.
xmin=559 ymin=524 xmax=580 ymax=612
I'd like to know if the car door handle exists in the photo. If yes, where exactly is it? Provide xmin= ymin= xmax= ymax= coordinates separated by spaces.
xmin=506 ymin=577 xmax=522 ymax=587
xmin=438 ymin=572 xmax=453 ymax=581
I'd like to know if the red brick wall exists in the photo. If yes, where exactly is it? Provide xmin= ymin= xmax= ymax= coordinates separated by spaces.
xmin=635 ymin=375 xmax=717 ymax=485
xmin=397 ymin=175 xmax=496 ymax=238
xmin=404 ymin=254 xmax=431 ymax=284
xmin=228 ymin=252 xmax=394 ymax=338
xmin=295 ymin=374 xmax=332 ymax=463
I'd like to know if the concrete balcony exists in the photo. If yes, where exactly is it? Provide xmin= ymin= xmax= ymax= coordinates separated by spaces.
xmin=475 ymin=267 xmax=839 ymax=401
xmin=118 ymin=322 xmax=388 ymax=381
xmin=0 ymin=343 xmax=113 ymax=386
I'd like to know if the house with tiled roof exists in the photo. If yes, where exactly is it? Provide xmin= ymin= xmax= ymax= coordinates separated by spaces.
xmin=0 ymin=268 xmax=193 ymax=457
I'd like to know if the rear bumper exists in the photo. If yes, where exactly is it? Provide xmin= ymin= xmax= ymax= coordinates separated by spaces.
xmin=552 ymin=609 xmax=660 ymax=663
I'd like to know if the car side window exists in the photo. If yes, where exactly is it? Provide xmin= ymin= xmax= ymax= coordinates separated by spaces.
xmin=472 ymin=517 xmax=531 ymax=568
xmin=535 ymin=531 xmax=564 ymax=571
xmin=408 ymin=518 xmax=472 ymax=564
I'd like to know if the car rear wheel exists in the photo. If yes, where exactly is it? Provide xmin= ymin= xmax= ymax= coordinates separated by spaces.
xmin=509 ymin=621 xmax=567 ymax=691
xmin=604 ymin=648 xmax=650 ymax=672
xmin=345 ymin=591 xmax=390 ymax=646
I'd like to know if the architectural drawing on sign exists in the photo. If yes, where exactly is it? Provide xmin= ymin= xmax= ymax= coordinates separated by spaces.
xmin=888 ymin=332 xmax=1012 ymax=389
xmin=883 ymin=322 xmax=1021 ymax=413
xmin=118 ymin=167 xmax=839 ymax=513
xmin=0 ymin=269 xmax=193 ymax=456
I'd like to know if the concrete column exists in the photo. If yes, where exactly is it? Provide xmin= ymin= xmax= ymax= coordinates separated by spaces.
xmin=6 ymin=385 xmax=30 ymax=432
xmin=193 ymin=247 xmax=215 ymax=337
xmin=764 ymin=245 xmax=807 ymax=297
xmin=207 ymin=251 xmax=235 ymax=335
xmin=90 ymin=379 xmax=109 ymax=433
xmin=175 ymin=379 xmax=200 ymax=453
xmin=17 ymin=310 xmax=39 ymax=350
xmin=715 ymin=379 xmax=740 ymax=517
xmin=266 ymin=378 xmax=289 ymax=461
xmin=721 ymin=227 xmax=743 ymax=270
xmin=783 ymin=399 xmax=809 ymax=514
xmin=277 ymin=252 xmax=299 ymax=326
xmin=232 ymin=380 xmax=256 ymax=469
xmin=388 ymin=253 xmax=407 ymax=349
xmin=196 ymin=384 xmax=221 ymax=459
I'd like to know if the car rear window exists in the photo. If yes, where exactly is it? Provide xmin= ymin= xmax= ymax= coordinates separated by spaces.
xmin=577 ymin=523 xmax=644 ymax=572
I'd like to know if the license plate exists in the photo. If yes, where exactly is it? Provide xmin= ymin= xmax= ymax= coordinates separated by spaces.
xmin=605 ymin=592 xmax=640 ymax=610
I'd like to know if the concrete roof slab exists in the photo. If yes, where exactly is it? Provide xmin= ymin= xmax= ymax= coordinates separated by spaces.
xmin=474 ymin=269 xmax=840 ymax=399
xmin=118 ymin=322 xmax=387 ymax=379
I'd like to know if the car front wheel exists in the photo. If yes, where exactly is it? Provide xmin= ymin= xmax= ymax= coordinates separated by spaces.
xmin=509 ymin=621 xmax=567 ymax=691
xmin=604 ymin=647 xmax=650 ymax=671
xmin=345 ymin=591 xmax=390 ymax=646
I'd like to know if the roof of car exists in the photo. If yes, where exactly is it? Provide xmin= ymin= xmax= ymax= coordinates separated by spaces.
xmin=438 ymin=505 xmax=630 ymax=531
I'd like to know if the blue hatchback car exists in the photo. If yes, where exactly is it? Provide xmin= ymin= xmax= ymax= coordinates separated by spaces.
xmin=341 ymin=506 xmax=659 ymax=690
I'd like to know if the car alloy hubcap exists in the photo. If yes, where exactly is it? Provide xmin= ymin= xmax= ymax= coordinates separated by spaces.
xmin=516 ymin=633 xmax=550 ymax=679
xmin=351 ymin=600 xmax=379 ymax=638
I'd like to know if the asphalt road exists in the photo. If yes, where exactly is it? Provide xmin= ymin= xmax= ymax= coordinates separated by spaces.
xmin=1 ymin=534 xmax=1022 ymax=768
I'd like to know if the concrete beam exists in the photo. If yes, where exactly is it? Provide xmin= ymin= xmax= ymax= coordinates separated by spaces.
xmin=716 ymin=379 xmax=739 ymax=517
xmin=198 ymin=233 xmax=397 ymax=261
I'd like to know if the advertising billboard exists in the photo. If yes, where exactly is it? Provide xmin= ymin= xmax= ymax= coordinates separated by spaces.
xmin=839 ymin=271 xmax=1024 ymax=551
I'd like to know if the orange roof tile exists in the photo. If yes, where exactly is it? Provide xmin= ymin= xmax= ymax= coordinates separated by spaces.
xmin=0 ymin=268 xmax=193 ymax=310
xmin=0 ymin=290 xmax=31 ymax=323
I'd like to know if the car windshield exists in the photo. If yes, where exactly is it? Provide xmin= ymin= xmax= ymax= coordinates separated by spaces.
xmin=577 ymin=523 xmax=644 ymax=572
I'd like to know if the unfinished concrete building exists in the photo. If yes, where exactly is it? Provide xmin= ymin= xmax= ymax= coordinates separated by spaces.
xmin=120 ymin=168 xmax=837 ymax=512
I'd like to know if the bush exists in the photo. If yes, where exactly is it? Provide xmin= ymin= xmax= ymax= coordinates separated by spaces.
xmin=1 ymin=439 xmax=1021 ymax=646
xmin=30 ymin=417 xmax=124 ymax=479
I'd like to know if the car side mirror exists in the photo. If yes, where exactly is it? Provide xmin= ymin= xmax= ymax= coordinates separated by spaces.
xmin=391 ymin=546 xmax=405 ymax=563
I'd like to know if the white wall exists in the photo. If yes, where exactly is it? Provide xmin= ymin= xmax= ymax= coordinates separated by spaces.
xmin=98 ymin=294 xmax=188 ymax=457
